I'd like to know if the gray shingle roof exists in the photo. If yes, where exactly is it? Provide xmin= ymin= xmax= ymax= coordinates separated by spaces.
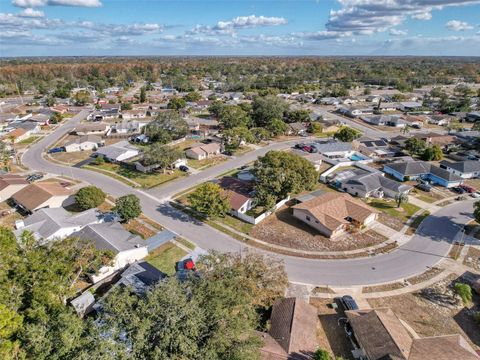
xmin=342 ymin=173 xmax=411 ymax=195
xmin=385 ymin=161 xmax=462 ymax=182
xmin=313 ymin=141 xmax=352 ymax=153
xmin=440 ymin=160 xmax=480 ymax=174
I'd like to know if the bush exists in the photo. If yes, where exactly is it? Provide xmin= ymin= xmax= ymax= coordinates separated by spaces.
xmin=75 ymin=186 xmax=106 ymax=210
xmin=114 ymin=194 xmax=141 ymax=222
xmin=454 ymin=283 xmax=472 ymax=305
xmin=314 ymin=348 xmax=332 ymax=360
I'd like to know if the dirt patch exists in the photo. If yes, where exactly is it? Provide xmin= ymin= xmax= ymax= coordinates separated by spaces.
xmin=463 ymin=247 xmax=480 ymax=271
xmin=310 ymin=298 xmax=354 ymax=360
xmin=377 ymin=212 xmax=404 ymax=231
xmin=250 ymin=206 xmax=388 ymax=252
xmin=368 ymin=274 xmax=480 ymax=351
xmin=362 ymin=282 xmax=405 ymax=294
xmin=406 ymin=267 xmax=445 ymax=285
xmin=312 ymin=286 xmax=336 ymax=295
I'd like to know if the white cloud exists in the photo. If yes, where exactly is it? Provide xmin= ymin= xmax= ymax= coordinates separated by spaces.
xmin=18 ymin=7 xmax=44 ymax=17
xmin=390 ymin=28 xmax=407 ymax=36
xmin=190 ymin=15 xmax=287 ymax=35
xmin=0 ymin=12 xmax=63 ymax=30
xmin=12 ymin=0 xmax=101 ymax=7
xmin=446 ymin=19 xmax=474 ymax=31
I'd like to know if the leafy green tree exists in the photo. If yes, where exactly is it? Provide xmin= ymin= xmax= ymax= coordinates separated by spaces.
xmin=139 ymin=86 xmax=146 ymax=103
xmin=222 ymin=127 xmax=255 ymax=150
xmin=218 ymin=105 xmax=250 ymax=129
xmin=74 ymin=90 xmax=90 ymax=106
xmin=184 ymin=91 xmax=201 ymax=102
xmin=0 ymin=304 xmax=22 ymax=360
xmin=50 ymin=111 xmax=64 ymax=124
xmin=250 ymin=127 xmax=270 ymax=142
xmin=285 ymin=109 xmax=311 ymax=123
xmin=333 ymin=126 xmax=362 ymax=142
xmin=145 ymin=110 xmax=188 ymax=143
xmin=121 ymin=102 xmax=132 ymax=110
xmin=311 ymin=122 xmax=323 ymax=135
xmin=253 ymin=151 xmax=318 ymax=209
xmin=267 ymin=118 xmax=288 ymax=136
xmin=422 ymin=144 xmax=443 ymax=161
xmin=454 ymin=283 xmax=472 ymax=305
xmin=114 ymin=194 xmax=142 ymax=222
xmin=395 ymin=192 xmax=409 ymax=208
xmin=75 ymin=186 xmax=106 ymax=210
xmin=188 ymin=182 xmax=230 ymax=218
xmin=0 ymin=140 xmax=10 ymax=170
xmin=405 ymin=137 xmax=427 ymax=156
xmin=142 ymin=143 xmax=183 ymax=172
xmin=252 ymin=95 xmax=288 ymax=127
xmin=167 ymin=96 xmax=187 ymax=110
xmin=45 ymin=96 xmax=55 ymax=107
xmin=314 ymin=348 xmax=332 ymax=360
xmin=208 ymin=100 xmax=224 ymax=118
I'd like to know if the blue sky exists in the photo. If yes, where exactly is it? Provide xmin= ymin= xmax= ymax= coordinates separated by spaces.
xmin=1 ymin=0 xmax=480 ymax=57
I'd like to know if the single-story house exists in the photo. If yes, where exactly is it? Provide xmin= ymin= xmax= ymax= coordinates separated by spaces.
xmin=361 ymin=115 xmax=406 ymax=128
xmin=64 ymin=135 xmax=104 ymax=152
xmin=439 ymin=160 xmax=480 ymax=179
xmin=346 ymin=307 xmax=479 ymax=360
xmin=218 ymin=177 xmax=255 ymax=216
xmin=354 ymin=138 xmax=397 ymax=158
xmin=95 ymin=140 xmax=139 ymax=162
xmin=259 ymin=297 xmax=318 ymax=360
xmin=318 ymin=97 xmax=341 ymax=105
xmin=413 ymin=133 xmax=457 ymax=150
xmin=398 ymin=101 xmax=423 ymax=112
xmin=29 ymin=113 xmax=50 ymax=125
xmin=11 ymin=120 xmax=41 ymax=134
xmin=3 ymin=128 xmax=29 ymax=143
xmin=106 ymin=121 xmax=147 ymax=136
xmin=11 ymin=182 xmax=72 ymax=213
xmin=14 ymin=207 xmax=101 ymax=243
xmin=377 ymin=102 xmax=398 ymax=112
xmin=313 ymin=142 xmax=354 ymax=160
xmin=340 ymin=172 xmax=412 ymax=199
xmin=185 ymin=143 xmax=221 ymax=160
xmin=71 ymin=222 xmax=149 ymax=283
xmin=466 ymin=111 xmax=480 ymax=122
xmin=288 ymin=122 xmax=308 ymax=136
xmin=73 ymin=123 xmax=109 ymax=136
xmin=292 ymin=150 xmax=323 ymax=171
xmin=389 ymin=135 xmax=409 ymax=148
xmin=383 ymin=160 xmax=463 ymax=188
xmin=121 ymin=109 xmax=147 ymax=120
xmin=403 ymin=115 xmax=425 ymax=128
xmin=454 ymin=131 xmax=480 ymax=145
xmin=0 ymin=174 xmax=29 ymax=202
xmin=112 ymin=260 xmax=167 ymax=294
xmin=317 ymin=119 xmax=341 ymax=133
xmin=426 ymin=115 xmax=450 ymax=126
xmin=292 ymin=192 xmax=378 ymax=238
xmin=338 ymin=106 xmax=374 ymax=118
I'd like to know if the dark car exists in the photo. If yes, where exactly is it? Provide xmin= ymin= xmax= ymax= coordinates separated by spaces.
xmin=452 ymin=187 xmax=465 ymax=194
xmin=47 ymin=147 xmax=65 ymax=154
xmin=179 ymin=165 xmax=189 ymax=172
xmin=416 ymin=183 xmax=432 ymax=192
xmin=340 ymin=295 xmax=359 ymax=311
xmin=294 ymin=143 xmax=305 ymax=149
xmin=26 ymin=173 xmax=43 ymax=182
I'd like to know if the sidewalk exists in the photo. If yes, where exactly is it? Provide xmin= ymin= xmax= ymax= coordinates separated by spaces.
xmin=408 ymin=195 xmax=440 ymax=213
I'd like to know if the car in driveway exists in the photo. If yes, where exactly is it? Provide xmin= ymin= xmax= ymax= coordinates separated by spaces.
xmin=26 ymin=173 xmax=44 ymax=182
xmin=47 ymin=147 xmax=65 ymax=154
xmin=452 ymin=186 xmax=466 ymax=194
xmin=339 ymin=295 xmax=359 ymax=311
xmin=460 ymin=184 xmax=476 ymax=193
xmin=470 ymin=192 xmax=480 ymax=198
xmin=416 ymin=183 xmax=432 ymax=192
xmin=179 ymin=165 xmax=189 ymax=172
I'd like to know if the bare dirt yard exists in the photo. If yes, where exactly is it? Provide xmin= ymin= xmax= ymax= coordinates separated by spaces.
xmin=250 ymin=206 xmax=387 ymax=252
xmin=464 ymin=247 xmax=480 ymax=271
xmin=367 ymin=274 xmax=480 ymax=352
xmin=310 ymin=298 xmax=354 ymax=360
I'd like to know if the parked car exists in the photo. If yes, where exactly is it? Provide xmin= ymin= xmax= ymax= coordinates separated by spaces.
xmin=179 ymin=165 xmax=189 ymax=172
xmin=47 ymin=147 xmax=65 ymax=154
xmin=452 ymin=187 xmax=466 ymax=194
xmin=470 ymin=192 xmax=480 ymax=198
xmin=339 ymin=295 xmax=359 ymax=311
xmin=416 ymin=183 xmax=432 ymax=192
xmin=460 ymin=184 xmax=476 ymax=193
xmin=294 ymin=143 xmax=305 ymax=149
xmin=26 ymin=173 xmax=43 ymax=182
xmin=302 ymin=145 xmax=313 ymax=153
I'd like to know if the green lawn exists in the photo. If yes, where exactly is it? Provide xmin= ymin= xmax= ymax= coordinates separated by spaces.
xmin=366 ymin=199 xmax=421 ymax=223
xmin=218 ymin=214 xmax=254 ymax=234
xmin=187 ymin=156 xmax=226 ymax=170
xmin=85 ymin=162 xmax=186 ymax=188
xmin=18 ymin=136 xmax=40 ymax=145
xmin=146 ymin=243 xmax=188 ymax=275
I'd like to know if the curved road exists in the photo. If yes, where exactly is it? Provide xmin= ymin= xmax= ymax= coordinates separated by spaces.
xmin=22 ymin=112 xmax=475 ymax=286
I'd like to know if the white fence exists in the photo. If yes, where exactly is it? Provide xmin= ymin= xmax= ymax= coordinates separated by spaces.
xmin=234 ymin=196 xmax=290 ymax=225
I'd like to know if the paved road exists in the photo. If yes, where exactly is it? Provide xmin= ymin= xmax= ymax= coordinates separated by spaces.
xmin=22 ymin=114 xmax=474 ymax=286
xmin=124 ymin=82 xmax=145 ymax=98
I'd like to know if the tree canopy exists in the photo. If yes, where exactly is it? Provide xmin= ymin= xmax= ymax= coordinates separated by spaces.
xmin=114 ymin=194 xmax=142 ymax=222
xmin=188 ymin=182 xmax=230 ymax=218
xmin=252 ymin=95 xmax=288 ymax=128
xmin=142 ymin=143 xmax=183 ymax=170
xmin=333 ymin=126 xmax=362 ymax=142
xmin=144 ymin=110 xmax=188 ymax=144
xmin=75 ymin=186 xmax=106 ymax=210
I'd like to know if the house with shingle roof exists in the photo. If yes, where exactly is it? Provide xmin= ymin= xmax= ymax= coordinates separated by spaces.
xmin=292 ymin=192 xmax=378 ymax=238
xmin=64 ymin=135 xmax=104 ymax=153
xmin=259 ymin=297 xmax=318 ymax=360
xmin=218 ymin=176 xmax=255 ymax=216
xmin=439 ymin=160 xmax=480 ymax=179
xmin=383 ymin=160 xmax=463 ymax=188
xmin=0 ymin=174 xmax=29 ymax=202
xmin=340 ymin=172 xmax=412 ymax=199
xmin=346 ymin=307 xmax=479 ymax=360
xmin=185 ymin=142 xmax=221 ymax=160
xmin=11 ymin=182 xmax=72 ymax=213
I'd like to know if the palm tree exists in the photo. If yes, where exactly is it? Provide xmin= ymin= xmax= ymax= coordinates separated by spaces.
xmin=395 ymin=192 xmax=409 ymax=208
xmin=401 ymin=125 xmax=410 ymax=135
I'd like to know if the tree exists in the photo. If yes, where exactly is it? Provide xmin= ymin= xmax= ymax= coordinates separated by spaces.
xmin=315 ymin=348 xmax=332 ymax=360
xmin=405 ymin=137 xmax=427 ymax=156
xmin=188 ymin=182 xmax=230 ymax=218
xmin=142 ymin=143 xmax=183 ymax=172
xmin=144 ymin=110 xmax=188 ymax=143
xmin=114 ymin=194 xmax=141 ymax=222
xmin=285 ymin=109 xmax=311 ymax=123
xmin=267 ymin=118 xmax=288 ymax=136
xmin=167 ymin=96 xmax=186 ymax=110
xmin=252 ymin=95 xmax=288 ymax=127
xmin=121 ymin=102 xmax=132 ymax=110
xmin=222 ymin=127 xmax=255 ymax=151
xmin=253 ymin=151 xmax=318 ymax=209
xmin=310 ymin=122 xmax=323 ymax=135
xmin=50 ymin=111 xmax=63 ymax=124
xmin=184 ymin=91 xmax=201 ymax=102
xmin=454 ymin=283 xmax=472 ymax=305
xmin=333 ymin=126 xmax=362 ymax=142
xmin=422 ymin=144 xmax=443 ymax=161
xmin=473 ymin=201 xmax=480 ymax=224
xmin=73 ymin=90 xmax=90 ymax=106
xmin=0 ymin=140 xmax=10 ymax=170
xmin=218 ymin=105 xmax=250 ymax=129
xmin=208 ymin=100 xmax=224 ymax=118
xmin=395 ymin=192 xmax=408 ymax=208
xmin=250 ymin=127 xmax=270 ymax=142
xmin=139 ymin=86 xmax=146 ymax=103
xmin=45 ymin=96 xmax=55 ymax=107
xmin=75 ymin=186 xmax=106 ymax=210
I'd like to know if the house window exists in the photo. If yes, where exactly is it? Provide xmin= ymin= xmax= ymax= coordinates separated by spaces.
xmin=306 ymin=215 xmax=311 ymax=221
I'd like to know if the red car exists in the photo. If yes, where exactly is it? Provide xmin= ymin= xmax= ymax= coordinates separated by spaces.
xmin=302 ymin=145 xmax=313 ymax=153
xmin=460 ymin=184 xmax=476 ymax=193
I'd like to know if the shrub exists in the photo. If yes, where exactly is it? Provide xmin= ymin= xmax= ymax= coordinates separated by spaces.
xmin=454 ymin=283 xmax=472 ymax=305
xmin=75 ymin=186 xmax=106 ymax=210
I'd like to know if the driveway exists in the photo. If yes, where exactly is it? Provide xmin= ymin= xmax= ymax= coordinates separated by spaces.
xmin=21 ymin=115 xmax=474 ymax=286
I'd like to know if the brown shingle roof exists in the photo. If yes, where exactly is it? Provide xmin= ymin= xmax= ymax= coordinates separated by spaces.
xmin=12 ymin=182 xmax=72 ymax=211
xmin=293 ymin=192 xmax=378 ymax=231
xmin=218 ymin=177 xmax=254 ymax=211
xmin=0 ymin=175 xmax=28 ymax=191
xmin=409 ymin=334 xmax=479 ymax=360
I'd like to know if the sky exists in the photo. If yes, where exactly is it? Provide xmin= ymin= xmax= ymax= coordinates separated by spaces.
xmin=0 ymin=0 xmax=480 ymax=57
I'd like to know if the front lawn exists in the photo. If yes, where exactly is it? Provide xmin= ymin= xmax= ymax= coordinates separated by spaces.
xmin=50 ymin=150 xmax=93 ymax=165
xmin=145 ymin=243 xmax=188 ymax=275
xmin=187 ymin=156 xmax=226 ymax=170
xmin=366 ymin=198 xmax=421 ymax=224
xmin=18 ymin=136 xmax=40 ymax=145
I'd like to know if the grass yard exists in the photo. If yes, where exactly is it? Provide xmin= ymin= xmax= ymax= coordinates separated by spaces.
xmin=18 ymin=136 xmax=40 ymax=145
xmin=187 ymin=156 xmax=226 ymax=170
xmin=85 ymin=162 xmax=186 ymax=188
xmin=50 ymin=150 xmax=93 ymax=165
xmin=217 ymin=214 xmax=254 ymax=234
xmin=145 ymin=242 xmax=188 ymax=275
xmin=173 ymin=139 xmax=201 ymax=151
xmin=366 ymin=198 xmax=421 ymax=224
xmin=0 ymin=201 xmax=23 ymax=229
xmin=406 ymin=210 xmax=430 ymax=235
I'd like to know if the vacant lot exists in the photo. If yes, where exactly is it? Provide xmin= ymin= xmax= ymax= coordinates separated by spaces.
xmin=50 ymin=150 xmax=93 ymax=165
xmin=250 ymin=206 xmax=387 ymax=252
xmin=368 ymin=274 xmax=480 ymax=351
xmin=145 ymin=242 xmax=188 ymax=276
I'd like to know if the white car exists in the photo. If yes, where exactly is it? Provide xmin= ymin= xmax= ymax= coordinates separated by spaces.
xmin=470 ymin=192 xmax=480 ymax=198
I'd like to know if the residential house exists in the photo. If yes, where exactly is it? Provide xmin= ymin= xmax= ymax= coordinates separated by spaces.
xmin=346 ymin=307 xmax=479 ymax=360
xmin=258 ymin=298 xmax=318 ymax=360
xmin=95 ymin=140 xmax=139 ymax=162
xmin=121 ymin=109 xmax=147 ymax=120
xmin=338 ymin=106 xmax=374 ymax=118
xmin=28 ymin=113 xmax=50 ymax=126
xmin=383 ymin=160 xmax=463 ymax=188
xmin=439 ymin=160 xmax=480 ymax=179
xmin=312 ymin=142 xmax=355 ymax=160
xmin=12 ymin=120 xmax=41 ymax=134
xmin=366 ymin=95 xmax=382 ymax=103
xmin=288 ymin=122 xmax=308 ymax=136
xmin=466 ymin=111 xmax=480 ymax=122
xmin=377 ymin=102 xmax=398 ymax=112
xmin=361 ymin=115 xmax=406 ymax=128
xmin=413 ymin=132 xmax=457 ymax=151
xmin=293 ymin=151 xmax=323 ymax=171
xmin=99 ymin=103 xmax=121 ymax=119
xmin=71 ymin=222 xmax=149 ymax=283
xmin=426 ymin=115 xmax=450 ymax=126
xmin=0 ymin=174 xmax=29 ymax=202
xmin=218 ymin=177 xmax=255 ymax=217
xmin=354 ymin=138 xmax=397 ymax=158
xmin=318 ymin=97 xmax=341 ymax=105
xmin=64 ymin=135 xmax=104 ymax=153
xmin=185 ymin=142 xmax=221 ymax=160
xmin=318 ymin=119 xmax=342 ymax=133
xmin=292 ymin=192 xmax=378 ymax=238
xmin=3 ymin=128 xmax=28 ymax=143
xmin=12 ymin=182 xmax=72 ymax=213
xmin=398 ymin=101 xmax=423 ymax=112
xmin=340 ymin=172 xmax=412 ymax=199
xmin=113 ymin=260 xmax=167 ymax=294
xmin=454 ymin=131 xmax=480 ymax=145
xmin=73 ymin=123 xmax=109 ymax=136
xmin=389 ymin=134 xmax=410 ymax=148
xmin=403 ymin=115 xmax=425 ymax=128
xmin=106 ymin=120 xmax=147 ymax=136
xmin=14 ymin=207 xmax=102 ymax=243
